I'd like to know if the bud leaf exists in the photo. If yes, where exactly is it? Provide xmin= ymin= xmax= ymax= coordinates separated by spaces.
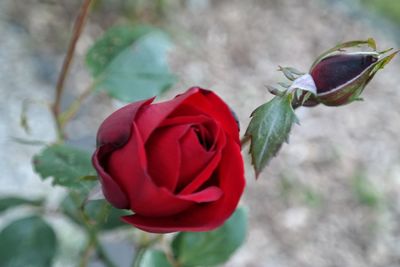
xmin=288 ymin=74 xmax=317 ymax=95
xmin=278 ymin=66 xmax=297 ymax=81
xmin=245 ymin=94 xmax=298 ymax=177
xmin=277 ymin=82 xmax=291 ymax=89
xmin=310 ymin=39 xmax=377 ymax=70
xmin=266 ymin=85 xmax=286 ymax=96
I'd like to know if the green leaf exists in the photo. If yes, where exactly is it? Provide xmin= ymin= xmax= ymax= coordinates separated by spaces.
xmin=61 ymin=193 xmax=130 ymax=231
xmin=86 ymin=25 xmax=156 ymax=77
xmin=245 ymin=94 xmax=298 ymax=177
xmin=172 ymin=208 xmax=247 ymax=267
xmin=0 ymin=216 xmax=57 ymax=267
xmin=94 ymin=30 xmax=176 ymax=102
xmin=33 ymin=144 xmax=96 ymax=191
xmin=0 ymin=197 xmax=44 ymax=214
xmin=138 ymin=249 xmax=173 ymax=267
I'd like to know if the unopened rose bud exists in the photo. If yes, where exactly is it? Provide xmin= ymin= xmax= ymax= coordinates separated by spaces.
xmin=285 ymin=40 xmax=398 ymax=107
xmin=310 ymin=52 xmax=380 ymax=106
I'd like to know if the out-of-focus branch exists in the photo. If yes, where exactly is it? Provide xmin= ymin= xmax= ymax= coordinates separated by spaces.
xmin=53 ymin=0 xmax=93 ymax=140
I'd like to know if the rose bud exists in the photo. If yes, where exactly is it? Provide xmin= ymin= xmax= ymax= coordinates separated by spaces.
xmin=92 ymin=87 xmax=245 ymax=233
xmin=286 ymin=40 xmax=398 ymax=107
xmin=309 ymin=52 xmax=379 ymax=106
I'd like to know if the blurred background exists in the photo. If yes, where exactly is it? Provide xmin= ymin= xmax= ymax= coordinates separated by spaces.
xmin=1 ymin=0 xmax=400 ymax=266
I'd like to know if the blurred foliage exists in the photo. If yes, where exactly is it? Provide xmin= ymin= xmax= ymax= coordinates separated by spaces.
xmin=89 ymin=26 xmax=176 ymax=102
xmin=138 ymin=250 xmax=173 ymax=267
xmin=61 ymin=193 xmax=130 ymax=232
xmin=351 ymin=172 xmax=382 ymax=208
xmin=359 ymin=0 xmax=400 ymax=25
xmin=279 ymin=174 xmax=323 ymax=208
xmin=0 ymin=216 xmax=58 ymax=267
xmin=0 ymin=196 xmax=44 ymax=213
xmin=91 ymin=0 xmax=182 ymax=24
xmin=86 ymin=25 xmax=156 ymax=77
xmin=172 ymin=208 xmax=247 ymax=267
xmin=33 ymin=144 xmax=96 ymax=192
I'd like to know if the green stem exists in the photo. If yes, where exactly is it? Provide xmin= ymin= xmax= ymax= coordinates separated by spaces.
xmin=240 ymin=135 xmax=250 ymax=147
xmin=58 ymin=81 xmax=96 ymax=129
xmin=131 ymin=233 xmax=165 ymax=267
xmin=79 ymin=236 xmax=95 ymax=267
xmin=94 ymin=235 xmax=118 ymax=267
xmin=52 ymin=0 xmax=93 ymax=140
xmin=162 ymin=236 xmax=180 ymax=267
xmin=132 ymin=247 xmax=146 ymax=267
xmin=71 ymin=192 xmax=117 ymax=267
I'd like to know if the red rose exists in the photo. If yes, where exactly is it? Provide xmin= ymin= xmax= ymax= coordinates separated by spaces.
xmin=92 ymin=87 xmax=245 ymax=233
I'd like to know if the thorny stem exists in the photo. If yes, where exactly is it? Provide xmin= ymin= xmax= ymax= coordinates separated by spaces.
xmin=53 ymin=0 xmax=93 ymax=140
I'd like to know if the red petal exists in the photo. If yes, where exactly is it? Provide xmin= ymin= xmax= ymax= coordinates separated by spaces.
xmin=107 ymin=123 xmax=196 ymax=217
xmin=135 ymin=87 xmax=239 ymax=145
xmin=146 ymin=125 xmax=189 ymax=191
xmin=135 ymin=88 xmax=202 ymax=142
xmin=178 ymin=186 xmax=223 ymax=203
xmin=179 ymin=125 xmax=226 ymax=195
xmin=92 ymin=148 xmax=130 ymax=209
xmin=178 ymin=88 xmax=240 ymax=144
xmin=96 ymin=98 xmax=153 ymax=148
xmin=93 ymin=99 xmax=152 ymax=209
xmin=176 ymin=127 xmax=215 ymax=190
xmin=122 ymin=136 xmax=245 ymax=233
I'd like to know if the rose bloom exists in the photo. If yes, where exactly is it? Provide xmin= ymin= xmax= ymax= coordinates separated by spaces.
xmin=92 ymin=87 xmax=245 ymax=233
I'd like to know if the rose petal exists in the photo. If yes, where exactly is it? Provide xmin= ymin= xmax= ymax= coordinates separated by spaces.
xmin=108 ymin=123 xmax=201 ymax=217
xmin=97 ymin=98 xmax=153 ymax=147
xmin=92 ymin=148 xmax=130 ymax=209
xmin=135 ymin=88 xmax=203 ymax=142
xmin=178 ymin=126 xmax=226 ymax=195
xmin=136 ymin=88 xmax=239 ymax=145
xmin=177 ymin=186 xmax=223 ymax=203
xmin=164 ymin=105 xmax=221 ymax=152
xmin=176 ymin=127 xmax=215 ymax=191
xmin=93 ymin=100 xmax=152 ymax=209
xmin=160 ymin=114 xmax=211 ymax=128
xmin=178 ymin=88 xmax=240 ymax=144
xmin=122 ymin=136 xmax=245 ymax=233
xmin=146 ymin=125 xmax=189 ymax=191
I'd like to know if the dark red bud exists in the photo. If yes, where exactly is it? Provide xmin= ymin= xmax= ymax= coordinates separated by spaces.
xmin=310 ymin=53 xmax=378 ymax=94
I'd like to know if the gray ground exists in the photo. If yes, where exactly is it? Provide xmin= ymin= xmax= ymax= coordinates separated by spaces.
xmin=1 ymin=0 xmax=400 ymax=266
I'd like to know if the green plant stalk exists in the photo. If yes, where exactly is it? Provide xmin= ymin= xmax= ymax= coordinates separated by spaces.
xmin=70 ymin=192 xmax=117 ymax=267
xmin=135 ymin=233 xmax=180 ymax=267
xmin=58 ymin=81 xmax=96 ymax=129
xmin=132 ymin=247 xmax=146 ymax=267
xmin=162 ymin=235 xmax=180 ymax=267
xmin=53 ymin=0 xmax=93 ymax=141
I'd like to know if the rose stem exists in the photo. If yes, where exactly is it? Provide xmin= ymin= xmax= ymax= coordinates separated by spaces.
xmin=52 ymin=0 xmax=93 ymax=141
xmin=58 ymin=81 xmax=96 ymax=129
